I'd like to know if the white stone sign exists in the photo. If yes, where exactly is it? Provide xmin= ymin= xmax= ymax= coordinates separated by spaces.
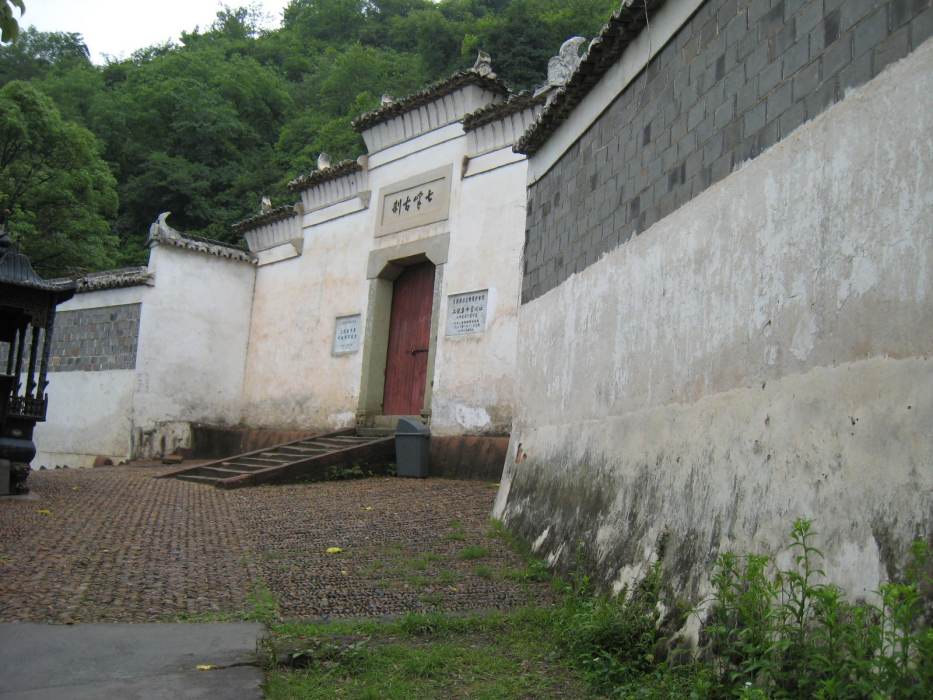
xmin=446 ymin=290 xmax=487 ymax=336
xmin=375 ymin=165 xmax=452 ymax=237
xmin=332 ymin=314 xmax=361 ymax=354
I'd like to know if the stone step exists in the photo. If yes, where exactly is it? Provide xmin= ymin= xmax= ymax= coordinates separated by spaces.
xmin=163 ymin=430 xmax=395 ymax=488
xmin=275 ymin=445 xmax=328 ymax=454
xmin=262 ymin=450 xmax=324 ymax=459
xmin=247 ymin=455 xmax=293 ymax=463
xmin=220 ymin=463 xmax=268 ymax=471
xmin=355 ymin=427 xmax=395 ymax=437
xmin=176 ymin=474 xmax=222 ymax=485
xmin=307 ymin=439 xmax=367 ymax=449
xmin=196 ymin=466 xmax=250 ymax=477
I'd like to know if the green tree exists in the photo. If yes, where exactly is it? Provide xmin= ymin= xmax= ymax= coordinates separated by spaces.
xmin=107 ymin=45 xmax=293 ymax=241
xmin=0 ymin=26 xmax=90 ymax=85
xmin=0 ymin=81 xmax=119 ymax=275
xmin=0 ymin=0 xmax=24 ymax=42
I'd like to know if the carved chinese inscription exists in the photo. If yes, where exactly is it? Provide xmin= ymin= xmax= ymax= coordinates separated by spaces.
xmin=390 ymin=187 xmax=435 ymax=217
xmin=446 ymin=290 xmax=487 ymax=336
xmin=332 ymin=314 xmax=361 ymax=354
xmin=376 ymin=165 xmax=452 ymax=237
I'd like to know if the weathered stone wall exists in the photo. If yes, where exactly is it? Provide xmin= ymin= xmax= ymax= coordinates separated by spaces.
xmin=496 ymin=32 xmax=933 ymax=618
xmin=48 ymin=304 xmax=141 ymax=372
xmin=522 ymin=0 xmax=933 ymax=302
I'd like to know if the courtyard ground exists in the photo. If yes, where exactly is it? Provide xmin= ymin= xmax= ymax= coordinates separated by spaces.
xmin=0 ymin=464 xmax=549 ymax=624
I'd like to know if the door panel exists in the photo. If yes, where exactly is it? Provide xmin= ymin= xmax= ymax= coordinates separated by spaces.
xmin=383 ymin=262 xmax=435 ymax=415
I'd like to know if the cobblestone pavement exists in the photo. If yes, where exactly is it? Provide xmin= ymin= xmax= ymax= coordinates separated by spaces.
xmin=0 ymin=466 xmax=548 ymax=623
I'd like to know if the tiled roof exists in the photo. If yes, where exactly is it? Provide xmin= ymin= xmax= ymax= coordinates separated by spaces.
xmin=54 ymin=266 xmax=155 ymax=293
xmin=287 ymin=160 xmax=362 ymax=192
xmin=0 ymin=229 xmax=76 ymax=297
xmin=351 ymin=71 xmax=509 ymax=132
xmin=515 ymin=0 xmax=665 ymax=155
xmin=232 ymin=204 xmax=300 ymax=234
xmin=462 ymin=91 xmax=548 ymax=132
xmin=147 ymin=213 xmax=254 ymax=263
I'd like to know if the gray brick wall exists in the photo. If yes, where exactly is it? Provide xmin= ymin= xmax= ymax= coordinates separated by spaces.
xmin=522 ymin=0 xmax=933 ymax=303
xmin=48 ymin=304 xmax=142 ymax=372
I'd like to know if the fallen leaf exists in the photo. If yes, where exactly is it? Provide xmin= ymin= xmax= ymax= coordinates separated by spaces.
xmin=361 ymin=506 xmax=373 ymax=511
xmin=326 ymin=547 xmax=343 ymax=554
xmin=195 ymin=664 xmax=216 ymax=671
xmin=340 ymin=570 xmax=349 ymax=576
xmin=72 ymin=487 xmax=80 ymax=491
xmin=36 ymin=509 xmax=52 ymax=516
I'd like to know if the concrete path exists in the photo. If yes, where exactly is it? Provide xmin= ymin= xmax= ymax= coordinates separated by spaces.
xmin=0 ymin=623 xmax=264 ymax=699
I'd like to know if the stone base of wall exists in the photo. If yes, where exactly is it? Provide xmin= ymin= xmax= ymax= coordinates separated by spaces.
xmin=186 ymin=424 xmax=318 ymax=459
xmin=429 ymin=435 xmax=508 ymax=481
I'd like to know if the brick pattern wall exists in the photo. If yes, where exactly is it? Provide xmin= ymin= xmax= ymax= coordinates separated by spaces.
xmin=48 ymin=304 xmax=142 ymax=372
xmin=522 ymin=0 xmax=933 ymax=303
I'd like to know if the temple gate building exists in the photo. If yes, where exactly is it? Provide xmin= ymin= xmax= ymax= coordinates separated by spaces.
xmin=28 ymin=0 xmax=932 ymax=605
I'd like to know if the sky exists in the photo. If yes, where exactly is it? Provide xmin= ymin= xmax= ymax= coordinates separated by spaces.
xmin=17 ymin=0 xmax=292 ymax=63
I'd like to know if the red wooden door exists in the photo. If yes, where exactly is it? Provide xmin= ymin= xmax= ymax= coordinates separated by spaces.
xmin=383 ymin=262 xmax=435 ymax=415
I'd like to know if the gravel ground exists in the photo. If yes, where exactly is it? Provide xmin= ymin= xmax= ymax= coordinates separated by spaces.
xmin=0 ymin=465 xmax=548 ymax=623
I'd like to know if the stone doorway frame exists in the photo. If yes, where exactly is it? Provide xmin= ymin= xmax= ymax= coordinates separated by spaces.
xmin=356 ymin=233 xmax=449 ymax=428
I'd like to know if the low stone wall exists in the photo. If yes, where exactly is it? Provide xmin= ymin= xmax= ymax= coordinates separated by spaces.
xmin=429 ymin=435 xmax=508 ymax=481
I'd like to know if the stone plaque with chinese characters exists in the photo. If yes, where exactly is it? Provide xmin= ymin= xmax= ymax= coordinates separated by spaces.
xmin=375 ymin=165 xmax=452 ymax=237
xmin=332 ymin=314 xmax=361 ymax=355
xmin=446 ymin=290 xmax=487 ymax=336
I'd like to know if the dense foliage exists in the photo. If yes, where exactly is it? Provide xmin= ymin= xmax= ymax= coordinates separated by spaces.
xmin=0 ymin=0 xmax=617 ymax=275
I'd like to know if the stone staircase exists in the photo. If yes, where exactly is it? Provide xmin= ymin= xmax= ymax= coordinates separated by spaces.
xmin=158 ymin=428 xmax=395 ymax=489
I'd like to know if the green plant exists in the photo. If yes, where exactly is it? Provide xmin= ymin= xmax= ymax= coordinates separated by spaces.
xmin=553 ymin=557 xmax=667 ymax=690
xmin=705 ymin=519 xmax=932 ymax=698
xmin=473 ymin=564 xmax=494 ymax=579
xmin=327 ymin=463 xmax=366 ymax=481
xmin=458 ymin=545 xmax=489 ymax=561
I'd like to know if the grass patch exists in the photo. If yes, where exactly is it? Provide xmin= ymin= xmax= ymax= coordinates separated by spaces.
xmin=266 ymin=519 xmax=932 ymax=698
xmin=473 ymin=564 xmax=494 ymax=579
xmin=444 ymin=519 xmax=467 ymax=542
xmin=173 ymin=580 xmax=280 ymax=624
xmin=264 ymin=607 xmax=588 ymax=700
xmin=458 ymin=545 xmax=489 ymax=561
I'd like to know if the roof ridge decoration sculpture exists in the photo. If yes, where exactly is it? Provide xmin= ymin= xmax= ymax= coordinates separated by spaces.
xmin=147 ymin=212 xmax=255 ymax=263
xmin=351 ymin=51 xmax=509 ymax=132
xmin=515 ymin=0 xmax=665 ymax=155
xmin=461 ymin=36 xmax=586 ymax=133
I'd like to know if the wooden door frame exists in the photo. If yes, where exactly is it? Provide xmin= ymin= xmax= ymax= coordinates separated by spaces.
xmin=356 ymin=234 xmax=448 ymax=428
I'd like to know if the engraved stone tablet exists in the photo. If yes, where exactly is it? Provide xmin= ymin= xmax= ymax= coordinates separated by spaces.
xmin=375 ymin=165 xmax=452 ymax=237
xmin=446 ymin=290 xmax=487 ymax=336
xmin=332 ymin=314 xmax=361 ymax=354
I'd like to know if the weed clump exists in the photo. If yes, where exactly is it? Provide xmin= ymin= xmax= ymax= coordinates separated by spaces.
xmin=548 ymin=519 xmax=931 ymax=697
xmin=703 ymin=519 xmax=931 ymax=698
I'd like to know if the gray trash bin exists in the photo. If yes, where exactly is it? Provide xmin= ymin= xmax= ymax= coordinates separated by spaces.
xmin=395 ymin=417 xmax=429 ymax=478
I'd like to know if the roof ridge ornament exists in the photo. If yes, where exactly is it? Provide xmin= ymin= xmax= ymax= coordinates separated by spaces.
xmin=147 ymin=211 xmax=183 ymax=246
xmin=471 ymin=50 xmax=495 ymax=79
xmin=537 ymin=36 xmax=587 ymax=98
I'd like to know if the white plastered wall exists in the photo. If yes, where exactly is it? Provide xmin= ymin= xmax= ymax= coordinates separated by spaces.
xmin=241 ymin=122 xmax=527 ymax=435
xmin=32 ymin=285 xmax=149 ymax=468
xmin=495 ymin=40 xmax=933 ymax=605
xmin=240 ymin=209 xmax=370 ymax=431
xmin=430 ymin=155 xmax=526 ymax=435
xmin=132 ymin=244 xmax=255 ymax=455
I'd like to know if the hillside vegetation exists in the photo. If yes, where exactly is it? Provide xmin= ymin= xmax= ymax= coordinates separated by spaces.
xmin=0 ymin=0 xmax=616 ymax=276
